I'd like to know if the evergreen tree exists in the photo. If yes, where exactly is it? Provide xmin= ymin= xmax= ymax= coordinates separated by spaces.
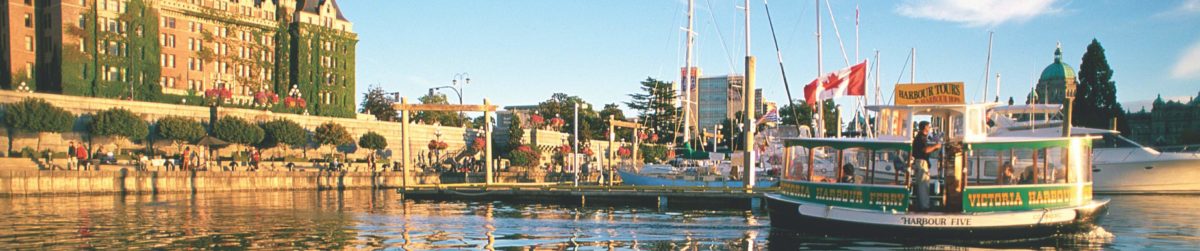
xmin=360 ymin=86 xmax=398 ymax=121
xmin=625 ymin=77 xmax=679 ymax=143
xmin=1075 ymin=39 xmax=1129 ymax=134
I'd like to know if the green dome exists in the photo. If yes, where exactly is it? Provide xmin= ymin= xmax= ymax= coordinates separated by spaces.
xmin=1039 ymin=45 xmax=1076 ymax=81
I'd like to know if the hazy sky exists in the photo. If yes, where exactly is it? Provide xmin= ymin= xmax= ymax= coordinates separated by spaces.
xmin=339 ymin=0 xmax=1200 ymax=114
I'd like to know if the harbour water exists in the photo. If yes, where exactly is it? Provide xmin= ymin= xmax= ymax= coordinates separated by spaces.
xmin=0 ymin=190 xmax=1196 ymax=250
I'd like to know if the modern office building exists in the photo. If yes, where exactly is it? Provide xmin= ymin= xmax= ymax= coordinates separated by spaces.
xmin=696 ymin=74 xmax=761 ymax=131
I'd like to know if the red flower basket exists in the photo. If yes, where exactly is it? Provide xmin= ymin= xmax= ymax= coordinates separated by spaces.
xmin=530 ymin=114 xmax=545 ymax=126
xmin=472 ymin=138 xmax=486 ymax=151
xmin=549 ymin=117 xmax=565 ymax=128
xmin=515 ymin=145 xmax=533 ymax=153
xmin=582 ymin=147 xmax=594 ymax=156
xmin=558 ymin=144 xmax=572 ymax=154
xmin=617 ymin=147 xmax=632 ymax=158
xmin=649 ymin=133 xmax=659 ymax=142
xmin=428 ymin=140 xmax=448 ymax=151
xmin=638 ymin=132 xmax=648 ymax=140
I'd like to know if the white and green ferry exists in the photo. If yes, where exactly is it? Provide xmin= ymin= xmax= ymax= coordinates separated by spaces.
xmin=766 ymin=102 xmax=1109 ymax=239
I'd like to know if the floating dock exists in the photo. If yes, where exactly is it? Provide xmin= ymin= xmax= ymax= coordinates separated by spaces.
xmin=398 ymin=183 xmax=774 ymax=209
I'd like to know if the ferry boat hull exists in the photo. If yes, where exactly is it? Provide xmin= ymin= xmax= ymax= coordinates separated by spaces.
xmin=765 ymin=193 xmax=1110 ymax=239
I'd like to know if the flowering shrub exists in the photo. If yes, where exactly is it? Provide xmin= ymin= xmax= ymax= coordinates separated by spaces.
xmin=509 ymin=144 xmax=541 ymax=167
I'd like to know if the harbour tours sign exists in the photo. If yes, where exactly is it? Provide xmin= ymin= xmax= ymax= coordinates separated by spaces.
xmin=894 ymin=82 xmax=965 ymax=105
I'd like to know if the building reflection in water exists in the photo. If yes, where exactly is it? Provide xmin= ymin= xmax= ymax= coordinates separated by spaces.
xmin=0 ymin=190 xmax=770 ymax=250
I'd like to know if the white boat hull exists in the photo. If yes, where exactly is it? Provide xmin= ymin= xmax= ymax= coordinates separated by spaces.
xmin=1093 ymin=160 xmax=1200 ymax=194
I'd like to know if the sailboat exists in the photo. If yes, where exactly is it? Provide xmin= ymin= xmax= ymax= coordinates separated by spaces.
xmin=618 ymin=0 xmax=778 ymax=188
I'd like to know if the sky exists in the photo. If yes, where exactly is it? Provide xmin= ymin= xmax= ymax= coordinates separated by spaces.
xmin=338 ymin=0 xmax=1200 ymax=116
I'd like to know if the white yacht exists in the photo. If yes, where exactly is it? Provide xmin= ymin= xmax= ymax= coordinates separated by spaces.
xmin=989 ymin=104 xmax=1200 ymax=194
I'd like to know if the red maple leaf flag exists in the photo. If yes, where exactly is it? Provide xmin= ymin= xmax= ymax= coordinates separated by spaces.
xmin=804 ymin=60 xmax=868 ymax=105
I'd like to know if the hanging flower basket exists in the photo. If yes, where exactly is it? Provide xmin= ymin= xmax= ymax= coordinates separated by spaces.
xmin=558 ymin=144 xmax=572 ymax=154
xmin=530 ymin=114 xmax=545 ymax=127
xmin=428 ymin=140 xmax=448 ymax=151
xmin=619 ymin=147 xmax=638 ymax=157
xmin=549 ymin=117 xmax=566 ymax=128
xmin=284 ymin=96 xmax=307 ymax=108
xmin=253 ymin=90 xmax=279 ymax=107
xmin=582 ymin=147 xmax=594 ymax=156
xmin=472 ymin=138 xmax=486 ymax=151
xmin=204 ymin=87 xmax=232 ymax=105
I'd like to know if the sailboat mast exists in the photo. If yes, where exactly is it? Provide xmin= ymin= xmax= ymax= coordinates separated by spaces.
xmin=815 ymin=0 xmax=823 ymax=138
xmin=910 ymin=48 xmax=916 ymax=84
xmin=682 ymin=0 xmax=695 ymax=144
xmin=983 ymin=31 xmax=993 ymax=103
xmin=742 ymin=0 xmax=757 ymax=188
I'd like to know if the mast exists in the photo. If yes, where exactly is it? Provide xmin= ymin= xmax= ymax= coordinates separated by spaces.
xmin=995 ymin=73 xmax=1002 ymax=102
xmin=815 ymin=0 xmax=823 ymax=138
xmin=983 ymin=31 xmax=993 ymax=103
xmin=742 ymin=0 xmax=756 ymax=188
xmin=682 ymin=0 xmax=695 ymax=145
xmin=873 ymin=50 xmax=880 ymax=136
xmin=910 ymin=48 xmax=916 ymax=84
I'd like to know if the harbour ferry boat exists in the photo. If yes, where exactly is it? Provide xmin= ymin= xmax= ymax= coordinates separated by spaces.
xmin=766 ymin=97 xmax=1110 ymax=239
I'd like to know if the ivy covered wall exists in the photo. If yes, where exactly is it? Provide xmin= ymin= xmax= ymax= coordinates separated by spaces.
xmin=48 ymin=0 xmax=160 ymax=100
xmin=290 ymin=23 xmax=356 ymax=118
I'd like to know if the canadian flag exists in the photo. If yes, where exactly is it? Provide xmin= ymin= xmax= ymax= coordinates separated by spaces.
xmin=804 ymin=60 xmax=868 ymax=105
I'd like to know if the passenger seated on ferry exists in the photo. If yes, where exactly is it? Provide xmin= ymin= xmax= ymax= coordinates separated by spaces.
xmin=839 ymin=164 xmax=856 ymax=183
xmin=998 ymin=161 xmax=1016 ymax=185
xmin=1018 ymin=166 xmax=1037 ymax=184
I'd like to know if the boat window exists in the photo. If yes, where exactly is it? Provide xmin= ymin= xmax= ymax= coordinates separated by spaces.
xmin=783 ymin=146 xmax=839 ymax=182
xmin=966 ymin=149 xmax=1003 ymax=185
xmin=861 ymin=149 xmax=910 ymax=185
xmin=1005 ymin=147 xmax=1068 ymax=185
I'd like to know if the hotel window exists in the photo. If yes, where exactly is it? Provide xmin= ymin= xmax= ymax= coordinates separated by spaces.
xmin=24 ymin=36 xmax=33 ymax=51
xmin=25 ymin=63 xmax=33 ymax=77
xmin=80 ymin=0 xmax=85 ymax=5
xmin=24 ymin=14 xmax=32 ymax=28
xmin=78 ymin=15 xmax=85 ymax=28
xmin=188 ymin=38 xmax=194 ymax=51
xmin=168 ymin=55 xmax=175 ymax=68
xmin=188 ymin=58 xmax=194 ymax=70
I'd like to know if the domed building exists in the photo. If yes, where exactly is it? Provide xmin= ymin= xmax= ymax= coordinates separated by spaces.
xmin=1028 ymin=43 xmax=1076 ymax=105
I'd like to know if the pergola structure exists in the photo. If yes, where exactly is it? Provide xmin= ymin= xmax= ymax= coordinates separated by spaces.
xmin=606 ymin=116 xmax=643 ymax=186
xmin=393 ymin=98 xmax=498 ymax=186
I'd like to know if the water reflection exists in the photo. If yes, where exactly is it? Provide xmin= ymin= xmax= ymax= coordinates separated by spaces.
xmin=1 ymin=192 xmax=1195 ymax=249
xmin=0 ymin=190 xmax=769 ymax=250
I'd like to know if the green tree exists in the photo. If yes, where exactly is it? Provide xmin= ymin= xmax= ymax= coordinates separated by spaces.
xmin=90 ymin=108 xmax=150 ymax=141
xmin=358 ymin=131 xmax=388 ymax=157
xmin=258 ymin=118 xmax=308 ymax=156
xmin=313 ymin=122 xmax=353 ymax=157
xmin=1075 ymin=39 xmax=1128 ymax=134
xmin=156 ymin=116 xmax=205 ymax=151
xmin=500 ymin=114 xmax=525 ymax=155
xmin=625 ymin=77 xmax=679 ymax=144
xmin=413 ymin=92 xmax=465 ymax=126
xmin=3 ymin=98 xmax=77 ymax=152
xmin=213 ymin=116 xmax=264 ymax=149
xmin=359 ymin=85 xmax=398 ymax=121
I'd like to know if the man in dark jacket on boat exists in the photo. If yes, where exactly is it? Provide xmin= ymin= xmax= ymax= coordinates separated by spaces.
xmin=912 ymin=121 xmax=942 ymax=210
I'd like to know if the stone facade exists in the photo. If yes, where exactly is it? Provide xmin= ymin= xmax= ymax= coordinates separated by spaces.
xmin=1126 ymin=93 xmax=1200 ymax=146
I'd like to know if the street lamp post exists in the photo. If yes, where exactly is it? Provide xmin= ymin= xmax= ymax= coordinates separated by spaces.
xmin=714 ymin=124 xmax=722 ymax=152
xmin=572 ymin=102 xmax=589 ymax=186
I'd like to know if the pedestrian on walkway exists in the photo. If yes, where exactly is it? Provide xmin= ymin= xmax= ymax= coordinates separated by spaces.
xmin=67 ymin=141 xmax=77 ymax=171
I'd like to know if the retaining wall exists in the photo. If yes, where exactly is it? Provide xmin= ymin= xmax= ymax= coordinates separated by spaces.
xmin=0 ymin=169 xmax=443 ymax=196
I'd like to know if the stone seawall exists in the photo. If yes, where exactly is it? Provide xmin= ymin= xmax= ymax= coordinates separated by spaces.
xmin=0 ymin=170 xmax=441 ymax=196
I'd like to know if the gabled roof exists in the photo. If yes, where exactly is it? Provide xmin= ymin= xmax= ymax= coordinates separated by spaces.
xmin=299 ymin=0 xmax=348 ymax=21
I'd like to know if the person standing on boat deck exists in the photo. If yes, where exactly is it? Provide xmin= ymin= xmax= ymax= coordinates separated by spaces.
xmin=912 ymin=121 xmax=942 ymax=210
